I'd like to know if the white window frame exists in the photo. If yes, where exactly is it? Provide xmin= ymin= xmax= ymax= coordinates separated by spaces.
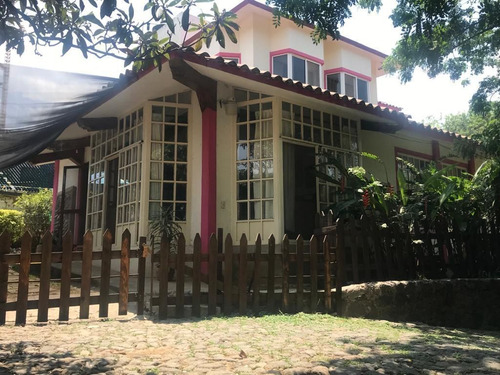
xmin=272 ymin=53 xmax=322 ymax=87
xmin=325 ymin=71 xmax=370 ymax=102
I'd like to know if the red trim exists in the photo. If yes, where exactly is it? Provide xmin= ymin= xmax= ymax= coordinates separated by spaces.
xmin=468 ymin=158 xmax=475 ymax=174
xmin=201 ymin=107 xmax=217 ymax=273
xmin=395 ymin=147 xmax=433 ymax=162
xmin=215 ymin=52 xmax=241 ymax=63
xmin=431 ymin=140 xmax=441 ymax=168
xmin=324 ymin=67 xmax=372 ymax=82
xmin=50 ymin=160 xmax=60 ymax=233
xmin=441 ymin=159 xmax=469 ymax=170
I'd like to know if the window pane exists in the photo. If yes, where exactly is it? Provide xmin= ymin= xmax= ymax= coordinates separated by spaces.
xmin=292 ymin=56 xmax=305 ymax=82
xmin=357 ymin=79 xmax=368 ymax=101
xmin=273 ymin=55 xmax=288 ymax=77
xmin=238 ymin=182 xmax=248 ymax=200
xmin=176 ymin=184 xmax=187 ymax=201
xmin=177 ymin=126 xmax=188 ymax=143
xmin=149 ymin=182 xmax=161 ymax=200
xmin=238 ymin=202 xmax=248 ymax=220
xmin=345 ymin=74 xmax=356 ymax=97
xmin=162 ymin=183 xmax=174 ymax=200
xmin=250 ymin=201 xmax=261 ymax=220
xmin=307 ymin=61 xmax=320 ymax=86
xmin=326 ymin=73 xmax=340 ymax=92
xmin=175 ymin=203 xmax=186 ymax=221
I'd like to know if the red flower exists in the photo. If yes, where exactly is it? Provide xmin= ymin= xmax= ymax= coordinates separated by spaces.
xmin=362 ymin=190 xmax=370 ymax=208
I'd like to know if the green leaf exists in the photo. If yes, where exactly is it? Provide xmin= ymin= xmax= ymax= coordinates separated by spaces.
xmin=215 ymin=27 xmax=225 ymax=48
xmin=223 ymin=25 xmax=237 ymax=44
xmin=144 ymin=2 xmax=154 ymax=11
xmin=100 ymin=0 xmax=116 ymax=18
xmin=62 ymin=32 xmax=73 ymax=55
xmin=165 ymin=14 xmax=175 ymax=33
xmin=397 ymin=169 xmax=408 ymax=206
xmin=88 ymin=0 xmax=97 ymax=8
xmin=128 ymin=4 xmax=134 ymax=20
xmin=439 ymin=181 xmax=457 ymax=206
xmin=181 ymin=7 xmax=190 ymax=32
xmin=82 ymin=13 xmax=104 ymax=28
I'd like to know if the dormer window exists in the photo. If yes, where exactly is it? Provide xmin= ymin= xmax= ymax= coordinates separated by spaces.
xmin=325 ymin=69 xmax=370 ymax=102
xmin=271 ymin=50 xmax=323 ymax=87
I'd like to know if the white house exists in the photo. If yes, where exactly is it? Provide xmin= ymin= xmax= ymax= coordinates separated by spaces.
xmin=31 ymin=0 xmax=473 ymax=251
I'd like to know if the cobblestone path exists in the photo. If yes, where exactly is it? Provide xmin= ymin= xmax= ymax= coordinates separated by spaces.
xmin=1 ymin=313 xmax=499 ymax=374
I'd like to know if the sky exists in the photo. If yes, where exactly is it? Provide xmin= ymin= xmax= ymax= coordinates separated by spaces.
xmin=1 ymin=0 xmax=480 ymax=123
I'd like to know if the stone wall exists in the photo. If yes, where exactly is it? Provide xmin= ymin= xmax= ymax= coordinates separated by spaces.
xmin=341 ymin=279 xmax=500 ymax=330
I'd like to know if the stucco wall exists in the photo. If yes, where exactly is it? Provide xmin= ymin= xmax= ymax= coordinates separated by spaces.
xmin=341 ymin=279 xmax=500 ymax=330
xmin=0 ymin=193 xmax=18 ymax=210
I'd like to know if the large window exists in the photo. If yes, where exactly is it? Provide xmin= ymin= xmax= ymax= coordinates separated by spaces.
xmin=281 ymin=101 xmax=360 ymax=211
xmin=235 ymin=89 xmax=274 ymax=221
xmin=272 ymin=53 xmax=321 ymax=86
xmin=149 ymin=92 xmax=190 ymax=222
xmin=326 ymin=71 xmax=369 ymax=102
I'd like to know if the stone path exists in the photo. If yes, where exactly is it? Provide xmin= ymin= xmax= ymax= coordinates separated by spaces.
xmin=1 ymin=312 xmax=499 ymax=374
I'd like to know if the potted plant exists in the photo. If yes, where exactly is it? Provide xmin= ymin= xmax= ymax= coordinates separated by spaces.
xmin=149 ymin=206 xmax=182 ymax=281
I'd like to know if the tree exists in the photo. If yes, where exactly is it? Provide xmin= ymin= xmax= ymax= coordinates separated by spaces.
xmin=14 ymin=189 xmax=52 ymax=245
xmin=1 ymin=0 xmax=239 ymax=71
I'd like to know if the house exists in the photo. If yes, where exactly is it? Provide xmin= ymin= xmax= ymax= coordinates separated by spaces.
xmin=9 ymin=0 xmax=474 ymax=250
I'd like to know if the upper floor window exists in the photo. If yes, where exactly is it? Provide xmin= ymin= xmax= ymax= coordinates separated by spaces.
xmin=326 ymin=71 xmax=370 ymax=102
xmin=272 ymin=51 xmax=321 ymax=87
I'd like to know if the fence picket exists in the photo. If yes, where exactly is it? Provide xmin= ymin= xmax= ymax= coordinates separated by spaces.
xmin=239 ymin=234 xmax=248 ymax=314
xmin=159 ymin=235 xmax=170 ymax=320
xmin=0 ymin=232 xmax=10 ymax=325
xmin=253 ymin=234 xmax=262 ymax=311
xmin=208 ymin=234 xmax=218 ymax=316
xmin=350 ymin=221 xmax=360 ymax=283
xmin=310 ymin=235 xmax=318 ymax=312
xmin=296 ymin=235 xmax=304 ymax=312
xmin=119 ymin=229 xmax=131 ymax=316
xmin=267 ymin=235 xmax=275 ymax=311
xmin=79 ymin=231 xmax=93 ymax=319
xmin=361 ymin=217 xmax=371 ymax=281
xmin=99 ymin=230 xmax=113 ymax=318
xmin=176 ymin=234 xmax=186 ymax=318
xmin=282 ymin=235 xmax=290 ymax=313
xmin=38 ymin=231 xmax=53 ymax=322
xmin=192 ymin=234 xmax=202 ymax=317
xmin=223 ymin=234 xmax=233 ymax=315
xmin=16 ymin=232 xmax=32 ymax=326
xmin=137 ymin=236 xmax=147 ymax=316
xmin=59 ymin=232 xmax=73 ymax=321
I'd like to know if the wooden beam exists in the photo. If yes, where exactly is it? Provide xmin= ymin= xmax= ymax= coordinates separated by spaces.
xmin=30 ymin=148 xmax=85 ymax=166
xmin=169 ymin=57 xmax=217 ymax=111
xmin=49 ymin=137 xmax=90 ymax=152
xmin=361 ymin=119 xmax=401 ymax=134
xmin=77 ymin=117 xmax=117 ymax=131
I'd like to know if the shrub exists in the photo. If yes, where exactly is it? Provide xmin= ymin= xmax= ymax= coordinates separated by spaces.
xmin=14 ymin=189 xmax=52 ymax=244
xmin=0 ymin=209 xmax=24 ymax=245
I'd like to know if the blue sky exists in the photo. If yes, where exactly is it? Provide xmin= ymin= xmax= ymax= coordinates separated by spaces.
xmin=2 ymin=0 xmax=480 ymax=123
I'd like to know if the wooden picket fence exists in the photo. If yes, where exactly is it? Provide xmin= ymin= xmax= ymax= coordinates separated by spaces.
xmin=0 ymin=228 xmax=341 ymax=325
xmin=0 ymin=229 xmax=147 ymax=325
xmin=149 ymin=231 xmax=340 ymax=319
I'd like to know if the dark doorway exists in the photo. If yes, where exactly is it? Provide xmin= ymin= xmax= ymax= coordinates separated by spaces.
xmin=283 ymin=142 xmax=317 ymax=238
xmin=104 ymin=157 xmax=119 ymax=243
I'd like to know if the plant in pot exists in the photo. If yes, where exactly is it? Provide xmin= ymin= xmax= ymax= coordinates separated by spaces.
xmin=149 ymin=206 xmax=182 ymax=281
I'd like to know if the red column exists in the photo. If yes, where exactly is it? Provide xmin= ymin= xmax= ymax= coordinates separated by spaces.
xmin=50 ymin=160 xmax=60 ymax=233
xmin=201 ymin=107 xmax=217 ymax=272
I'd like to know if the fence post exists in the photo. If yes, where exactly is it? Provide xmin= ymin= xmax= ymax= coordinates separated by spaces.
xmin=38 ymin=231 xmax=53 ymax=322
xmin=296 ymin=235 xmax=304 ymax=312
xmin=192 ymin=234 xmax=202 ymax=317
xmin=223 ymin=234 xmax=233 ymax=315
xmin=310 ymin=235 xmax=318 ymax=312
xmin=59 ymin=231 xmax=73 ymax=321
xmin=239 ymin=234 xmax=248 ymax=315
xmin=253 ymin=234 xmax=262 ymax=312
xmin=335 ymin=219 xmax=345 ymax=315
xmin=217 ymin=228 xmax=224 ymax=282
xmin=176 ymin=234 xmax=186 ymax=318
xmin=136 ymin=236 xmax=147 ymax=316
xmin=323 ymin=236 xmax=332 ymax=314
xmin=79 ymin=231 xmax=93 ymax=319
xmin=361 ymin=217 xmax=371 ymax=281
xmin=0 ymin=232 xmax=12 ymax=325
xmin=119 ymin=229 xmax=131 ymax=316
xmin=208 ymin=234 xmax=218 ymax=316
xmin=99 ymin=230 xmax=113 ymax=318
xmin=16 ymin=232 xmax=32 ymax=326
xmin=267 ymin=234 xmax=275 ymax=311
xmin=282 ymin=234 xmax=290 ymax=313
xmin=159 ymin=234 xmax=170 ymax=320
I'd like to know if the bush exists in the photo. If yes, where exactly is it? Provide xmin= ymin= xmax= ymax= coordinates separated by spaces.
xmin=14 ymin=189 xmax=52 ymax=244
xmin=0 ymin=209 xmax=24 ymax=245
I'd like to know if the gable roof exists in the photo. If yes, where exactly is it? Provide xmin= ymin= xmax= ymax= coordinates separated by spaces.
xmin=0 ymin=162 xmax=54 ymax=193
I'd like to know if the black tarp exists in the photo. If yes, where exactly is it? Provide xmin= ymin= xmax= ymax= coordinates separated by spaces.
xmin=0 ymin=65 xmax=130 ymax=169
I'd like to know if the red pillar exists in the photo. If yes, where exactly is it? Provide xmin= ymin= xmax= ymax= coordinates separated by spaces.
xmin=201 ymin=107 xmax=217 ymax=272
xmin=50 ymin=160 xmax=60 ymax=233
